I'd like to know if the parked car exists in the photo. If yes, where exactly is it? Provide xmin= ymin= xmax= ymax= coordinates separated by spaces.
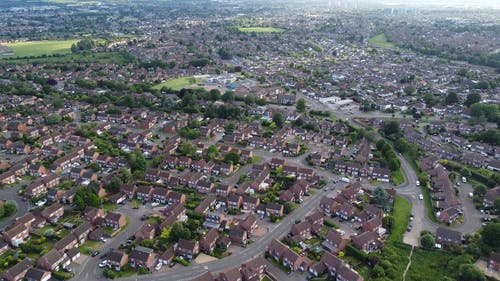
xmin=98 ymin=261 xmax=107 ymax=268
xmin=419 ymin=194 xmax=423 ymax=200
xmin=92 ymin=251 xmax=100 ymax=257
xmin=155 ymin=263 xmax=162 ymax=271
xmin=100 ymin=253 xmax=107 ymax=259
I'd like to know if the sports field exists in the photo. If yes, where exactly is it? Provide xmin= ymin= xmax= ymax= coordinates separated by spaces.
xmin=4 ymin=40 xmax=79 ymax=57
xmin=152 ymin=77 xmax=199 ymax=91
xmin=237 ymin=27 xmax=285 ymax=33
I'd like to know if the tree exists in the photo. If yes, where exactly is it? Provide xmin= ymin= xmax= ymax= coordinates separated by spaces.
xmin=217 ymin=47 xmax=232 ymax=60
xmin=3 ymin=201 xmax=16 ymax=217
xmin=105 ymin=177 xmax=123 ymax=193
xmin=494 ymin=198 xmax=500 ymax=214
xmin=372 ymin=186 xmax=389 ymax=206
xmin=224 ymin=152 xmax=240 ymax=165
xmin=382 ymin=215 xmax=394 ymax=230
xmin=421 ymin=233 xmax=435 ymax=250
xmin=380 ymin=120 xmax=401 ymax=139
xmin=464 ymin=93 xmax=481 ymax=107
xmin=205 ymin=145 xmax=219 ymax=161
xmin=296 ymin=98 xmax=306 ymax=112
xmin=481 ymin=223 xmax=500 ymax=249
xmin=458 ymin=264 xmax=485 ymax=281
xmin=272 ymin=112 xmax=285 ymax=128
xmin=444 ymin=92 xmax=459 ymax=105
xmin=170 ymin=222 xmax=191 ymax=242
xmin=179 ymin=140 xmax=197 ymax=157
xmin=141 ymin=239 xmax=155 ymax=248
xmin=423 ymin=93 xmax=437 ymax=107
xmin=44 ymin=114 xmax=62 ymax=125
xmin=222 ymin=91 xmax=235 ymax=103
xmin=128 ymin=151 xmax=146 ymax=172
xmin=404 ymin=85 xmax=416 ymax=95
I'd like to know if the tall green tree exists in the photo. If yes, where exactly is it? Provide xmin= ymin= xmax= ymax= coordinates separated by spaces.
xmin=272 ymin=112 xmax=285 ymax=128
xmin=464 ymin=93 xmax=481 ymax=107
xmin=296 ymin=98 xmax=306 ymax=112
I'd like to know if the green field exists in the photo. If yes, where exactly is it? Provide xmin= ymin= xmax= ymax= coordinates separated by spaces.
xmin=1 ymin=52 xmax=136 ymax=65
xmin=368 ymin=34 xmax=398 ymax=50
xmin=4 ymin=40 xmax=79 ymax=58
xmin=392 ymin=169 xmax=405 ymax=185
xmin=237 ymin=27 xmax=285 ymax=33
xmin=152 ymin=77 xmax=199 ymax=91
xmin=388 ymin=196 xmax=412 ymax=243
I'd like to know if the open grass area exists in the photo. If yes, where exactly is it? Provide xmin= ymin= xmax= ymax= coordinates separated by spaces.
xmin=3 ymin=40 xmax=79 ymax=58
xmin=79 ymin=240 xmax=103 ymax=254
xmin=152 ymin=76 xmax=199 ymax=91
xmin=388 ymin=196 xmax=412 ymax=243
xmin=103 ymin=203 xmax=119 ymax=212
xmin=406 ymin=248 xmax=455 ymax=281
xmin=392 ymin=169 xmax=405 ymax=186
xmin=368 ymin=34 xmax=398 ymax=50
xmin=237 ymin=27 xmax=285 ymax=33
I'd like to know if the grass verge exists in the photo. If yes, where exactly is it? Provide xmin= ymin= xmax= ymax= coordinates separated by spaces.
xmin=388 ymin=196 xmax=412 ymax=243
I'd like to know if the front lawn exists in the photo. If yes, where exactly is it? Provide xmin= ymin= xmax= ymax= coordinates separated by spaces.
xmin=103 ymin=203 xmax=119 ymax=212
xmin=391 ymin=169 xmax=405 ymax=186
xmin=388 ymin=196 xmax=412 ymax=243
xmin=79 ymin=240 xmax=103 ymax=254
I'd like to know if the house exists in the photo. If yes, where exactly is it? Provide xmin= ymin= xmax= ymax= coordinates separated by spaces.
xmin=25 ymin=268 xmax=51 ymax=281
xmin=242 ymin=196 xmax=260 ymax=213
xmin=152 ymin=187 xmax=169 ymax=204
xmin=219 ymin=268 xmax=242 ymax=281
xmin=239 ymin=214 xmax=258 ymax=235
xmin=265 ymin=203 xmax=284 ymax=217
xmin=120 ymin=184 xmax=137 ymax=199
xmin=3 ymin=223 xmax=29 ymax=247
xmin=1 ymin=258 xmax=33 ymax=281
xmin=106 ymin=250 xmax=129 ymax=271
xmin=322 ymin=229 xmax=347 ymax=254
xmin=435 ymin=227 xmax=462 ymax=246
xmin=352 ymin=231 xmax=383 ymax=253
xmin=337 ymin=265 xmax=364 ymax=281
xmin=488 ymin=252 xmax=500 ymax=272
xmin=290 ymin=221 xmax=312 ymax=242
xmin=129 ymin=246 xmax=156 ymax=270
xmin=229 ymin=227 xmax=248 ymax=246
xmin=309 ymin=252 xmax=343 ymax=277
xmin=362 ymin=217 xmax=383 ymax=233
xmin=136 ymin=186 xmax=154 ymax=202
xmin=319 ymin=196 xmax=339 ymax=216
xmin=158 ymin=248 xmax=174 ymax=266
xmin=41 ymin=203 xmax=64 ymax=223
xmin=54 ymin=234 xmax=78 ymax=252
xmin=134 ymin=223 xmax=156 ymax=243
xmin=66 ymin=247 xmax=81 ymax=262
xmin=200 ymin=228 xmax=218 ymax=253
xmin=104 ymin=212 xmax=126 ymax=230
xmin=227 ymin=193 xmax=243 ymax=209
xmin=83 ymin=206 xmax=105 ymax=223
xmin=195 ymin=196 xmax=216 ymax=215
xmin=166 ymin=191 xmax=186 ymax=205
xmin=483 ymin=187 xmax=500 ymax=208
xmin=0 ymin=240 xmax=9 ymax=255
xmin=215 ymin=185 xmax=230 ymax=198
xmin=175 ymin=239 xmax=199 ymax=260
xmin=241 ymin=257 xmax=267 ymax=281
xmin=203 ymin=212 xmax=225 ymax=229
xmin=216 ymin=236 xmax=232 ymax=250
xmin=88 ymin=227 xmax=104 ymax=241
xmin=336 ymin=203 xmax=357 ymax=221
xmin=37 ymin=249 xmax=67 ymax=271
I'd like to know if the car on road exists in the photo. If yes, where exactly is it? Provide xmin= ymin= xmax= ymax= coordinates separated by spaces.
xmin=410 ymin=214 xmax=414 ymax=221
xmin=462 ymin=176 xmax=467 ymax=183
xmin=91 ymin=251 xmax=100 ymax=257
xmin=98 ymin=261 xmax=107 ymax=268
xmin=62 ymin=267 xmax=72 ymax=273
xmin=415 ymin=180 xmax=420 ymax=186
xmin=140 ymin=215 xmax=147 ymax=221
xmin=469 ymin=192 xmax=473 ymax=198
xmin=100 ymin=253 xmax=107 ymax=259
xmin=419 ymin=194 xmax=424 ymax=200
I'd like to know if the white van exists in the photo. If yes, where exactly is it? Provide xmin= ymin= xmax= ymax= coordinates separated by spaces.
xmin=340 ymin=177 xmax=350 ymax=183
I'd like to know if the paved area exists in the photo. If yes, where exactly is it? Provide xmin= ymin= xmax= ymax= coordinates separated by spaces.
xmin=475 ymin=259 xmax=500 ymax=280
xmin=194 ymin=253 xmax=218 ymax=264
